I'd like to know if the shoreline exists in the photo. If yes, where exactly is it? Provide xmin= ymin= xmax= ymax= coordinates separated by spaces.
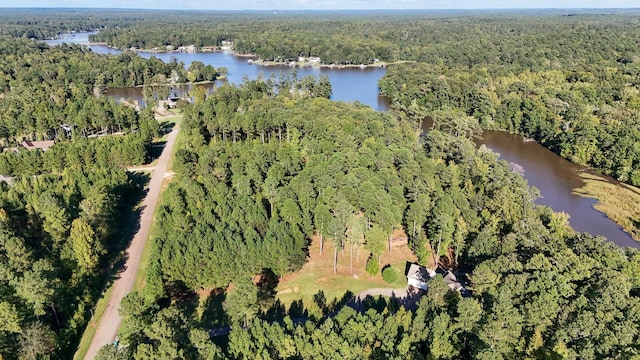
xmin=127 ymin=80 xmax=220 ymax=89
xmin=572 ymin=172 xmax=640 ymax=243
xmin=250 ymin=58 xmax=414 ymax=69
xmin=86 ymin=43 xmax=411 ymax=69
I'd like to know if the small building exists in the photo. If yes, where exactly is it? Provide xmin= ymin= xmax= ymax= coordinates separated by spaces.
xmin=21 ymin=140 xmax=54 ymax=151
xmin=407 ymin=263 xmax=470 ymax=296
xmin=406 ymin=263 xmax=436 ymax=291
xmin=178 ymin=45 xmax=197 ymax=53
xmin=436 ymin=268 xmax=466 ymax=292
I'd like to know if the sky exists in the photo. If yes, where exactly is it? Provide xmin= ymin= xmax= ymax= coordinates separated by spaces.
xmin=0 ymin=0 xmax=637 ymax=10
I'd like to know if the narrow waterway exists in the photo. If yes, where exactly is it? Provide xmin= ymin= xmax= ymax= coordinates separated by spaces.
xmin=480 ymin=131 xmax=637 ymax=248
xmin=47 ymin=34 xmax=639 ymax=248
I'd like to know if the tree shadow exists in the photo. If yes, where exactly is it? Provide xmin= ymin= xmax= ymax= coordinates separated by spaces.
xmin=158 ymin=120 xmax=176 ymax=135
xmin=288 ymin=299 xmax=308 ymax=319
xmin=147 ymin=140 xmax=167 ymax=163
xmin=262 ymin=299 xmax=287 ymax=322
xmin=256 ymin=268 xmax=279 ymax=311
xmin=200 ymin=289 xmax=229 ymax=328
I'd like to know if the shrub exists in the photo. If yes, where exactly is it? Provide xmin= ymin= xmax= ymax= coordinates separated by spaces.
xmin=366 ymin=256 xmax=379 ymax=275
xmin=382 ymin=266 xmax=398 ymax=283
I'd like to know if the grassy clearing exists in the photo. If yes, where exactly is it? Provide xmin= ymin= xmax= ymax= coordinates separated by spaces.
xmin=572 ymin=172 xmax=640 ymax=241
xmin=276 ymin=235 xmax=418 ymax=309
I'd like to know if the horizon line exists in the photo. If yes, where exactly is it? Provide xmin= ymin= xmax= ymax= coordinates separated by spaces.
xmin=1 ymin=7 xmax=639 ymax=11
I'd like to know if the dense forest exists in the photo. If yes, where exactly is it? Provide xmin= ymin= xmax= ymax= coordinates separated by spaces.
xmin=1 ymin=8 xmax=640 ymax=360
xmin=0 ymin=36 xmax=175 ymax=143
xmin=104 ymin=81 xmax=640 ymax=359
xmin=84 ymin=10 xmax=640 ymax=68
xmin=0 ymin=24 xmax=190 ymax=360
xmin=0 ymin=164 xmax=142 ymax=359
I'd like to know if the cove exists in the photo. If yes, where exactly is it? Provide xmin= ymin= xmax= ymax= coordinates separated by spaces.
xmin=47 ymin=35 xmax=639 ymax=248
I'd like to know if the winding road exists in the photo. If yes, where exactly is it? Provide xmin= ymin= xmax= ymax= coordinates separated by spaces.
xmin=83 ymin=126 xmax=179 ymax=360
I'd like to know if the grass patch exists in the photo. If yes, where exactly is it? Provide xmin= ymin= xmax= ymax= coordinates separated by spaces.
xmin=133 ymin=177 xmax=174 ymax=291
xmin=573 ymin=172 xmax=640 ymax=241
xmin=73 ymin=278 xmax=116 ymax=360
xmin=166 ymin=118 xmax=183 ymax=173
xmin=276 ymin=235 xmax=417 ymax=309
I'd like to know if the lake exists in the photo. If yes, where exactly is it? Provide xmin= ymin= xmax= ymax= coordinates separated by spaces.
xmin=47 ymin=34 xmax=639 ymax=248
xmin=89 ymin=44 xmax=391 ymax=111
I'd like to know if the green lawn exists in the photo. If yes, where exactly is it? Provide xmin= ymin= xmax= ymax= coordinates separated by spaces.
xmin=276 ymin=241 xmax=416 ymax=309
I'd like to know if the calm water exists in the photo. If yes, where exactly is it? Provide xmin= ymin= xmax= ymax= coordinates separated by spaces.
xmin=480 ymin=131 xmax=637 ymax=248
xmin=91 ymin=45 xmax=390 ymax=111
xmin=46 ymin=34 xmax=638 ymax=248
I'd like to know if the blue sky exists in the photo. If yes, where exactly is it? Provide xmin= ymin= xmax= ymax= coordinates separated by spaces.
xmin=1 ymin=0 xmax=637 ymax=10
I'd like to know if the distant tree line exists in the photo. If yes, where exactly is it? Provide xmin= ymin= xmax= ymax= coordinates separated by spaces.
xmin=84 ymin=11 xmax=640 ymax=67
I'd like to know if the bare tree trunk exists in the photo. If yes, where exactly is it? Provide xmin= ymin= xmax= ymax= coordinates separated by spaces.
xmin=51 ymin=304 xmax=60 ymax=326
xmin=455 ymin=247 xmax=459 ymax=269
xmin=435 ymin=231 xmax=442 ymax=267
xmin=388 ymin=234 xmax=392 ymax=253
xmin=412 ymin=220 xmax=416 ymax=248
xmin=319 ymin=232 xmax=323 ymax=256
xmin=333 ymin=246 xmax=338 ymax=274
xmin=350 ymin=243 xmax=354 ymax=274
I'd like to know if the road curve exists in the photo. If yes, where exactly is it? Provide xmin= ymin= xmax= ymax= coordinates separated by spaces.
xmin=83 ymin=126 xmax=179 ymax=360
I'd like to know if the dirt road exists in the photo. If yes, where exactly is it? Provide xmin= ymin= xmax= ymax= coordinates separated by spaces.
xmin=83 ymin=126 xmax=179 ymax=360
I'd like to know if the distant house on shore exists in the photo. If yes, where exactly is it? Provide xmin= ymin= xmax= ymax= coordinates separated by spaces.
xmin=21 ymin=140 xmax=54 ymax=151
xmin=406 ymin=263 xmax=470 ymax=296
xmin=177 ymin=45 xmax=197 ymax=53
